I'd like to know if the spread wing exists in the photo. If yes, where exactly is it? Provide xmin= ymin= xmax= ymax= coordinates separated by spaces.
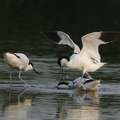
xmin=81 ymin=31 xmax=120 ymax=62
xmin=41 ymin=31 xmax=80 ymax=54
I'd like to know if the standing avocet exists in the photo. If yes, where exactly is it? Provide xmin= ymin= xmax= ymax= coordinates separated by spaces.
xmin=3 ymin=52 xmax=40 ymax=86
xmin=41 ymin=31 xmax=120 ymax=81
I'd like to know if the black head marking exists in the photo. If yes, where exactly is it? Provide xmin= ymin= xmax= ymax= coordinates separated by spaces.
xmin=41 ymin=31 xmax=61 ymax=43
xmin=29 ymin=62 xmax=40 ymax=74
xmin=29 ymin=62 xmax=33 ymax=67
xmin=57 ymin=82 xmax=69 ymax=86
xmin=57 ymin=56 xmax=70 ymax=66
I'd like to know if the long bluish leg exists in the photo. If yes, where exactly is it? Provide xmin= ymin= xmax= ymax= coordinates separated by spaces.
xmin=77 ymin=73 xmax=86 ymax=90
xmin=86 ymin=73 xmax=94 ymax=80
xmin=18 ymin=87 xmax=28 ymax=104
xmin=9 ymin=68 xmax=13 ymax=101
xmin=9 ymin=68 xmax=12 ymax=87
xmin=18 ymin=69 xmax=29 ymax=86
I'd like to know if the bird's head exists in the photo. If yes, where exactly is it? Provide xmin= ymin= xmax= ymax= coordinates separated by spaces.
xmin=57 ymin=56 xmax=70 ymax=67
xmin=27 ymin=62 xmax=40 ymax=74
xmin=57 ymin=56 xmax=70 ymax=79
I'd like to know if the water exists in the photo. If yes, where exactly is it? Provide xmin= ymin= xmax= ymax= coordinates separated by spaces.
xmin=0 ymin=1 xmax=120 ymax=120
xmin=1 ymin=40 xmax=120 ymax=120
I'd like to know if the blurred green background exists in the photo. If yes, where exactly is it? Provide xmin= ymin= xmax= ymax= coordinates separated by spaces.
xmin=0 ymin=0 xmax=120 ymax=37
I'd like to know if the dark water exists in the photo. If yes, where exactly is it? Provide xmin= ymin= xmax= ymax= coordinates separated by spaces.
xmin=0 ymin=1 xmax=120 ymax=120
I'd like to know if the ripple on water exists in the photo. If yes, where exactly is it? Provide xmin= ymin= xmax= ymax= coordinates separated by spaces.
xmin=1 ymin=83 xmax=120 ymax=95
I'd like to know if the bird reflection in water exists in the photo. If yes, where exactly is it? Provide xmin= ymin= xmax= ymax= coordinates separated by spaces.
xmin=56 ymin=91 xmax=100 ymax=120
xmin=2 ymin=87 xmax=32 ymax=119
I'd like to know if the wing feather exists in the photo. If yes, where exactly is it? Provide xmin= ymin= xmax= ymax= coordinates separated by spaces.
xmin=81 ymin=31 xmax=120 ymax=62
xmin=41 ymin=31 xmax=80 ymax=54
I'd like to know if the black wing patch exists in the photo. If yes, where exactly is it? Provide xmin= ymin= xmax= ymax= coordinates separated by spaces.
xmin=100 ymin=31 xmax=120 ymax=42
xmin=83 ymin=79 xmax=94 ymax=84
xmin=13 ymin=53 xmax=20 ymax=59
xmin=41 ymin=31 xmax=61 ymax=43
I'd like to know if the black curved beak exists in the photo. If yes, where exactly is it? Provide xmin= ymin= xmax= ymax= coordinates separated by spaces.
xmin=57 ymin=66 xmax=64 ymax=80
xmin=60 ymin=66 xmax=63 ymax=75
xmin=33 ymin=68 xmax=40 ymax=74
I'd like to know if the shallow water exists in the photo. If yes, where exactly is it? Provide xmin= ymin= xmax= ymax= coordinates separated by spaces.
xmin=1 ymin=46 xmax=120 ymax=120
xmin=1 ymin=83 xmax=120 ymax=120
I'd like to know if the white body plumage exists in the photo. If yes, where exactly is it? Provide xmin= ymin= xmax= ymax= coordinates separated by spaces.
xmin=42 ymin=31 xmax=120 ymax=78
xmin=3 ymin=52 xmax=39 ymax=86
xmin=4 ymin=52 xmax=33 ymax=71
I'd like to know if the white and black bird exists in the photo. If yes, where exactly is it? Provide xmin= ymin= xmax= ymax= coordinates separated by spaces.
xmin=3 ymin=52 xmax=40 ymax=86
xmin=57 ymin=77 xmax=100 ymax=91
xmin=70 ymin=77 xmax=100 ymax=91
xmin=41 ymin=31 xmax=120 ymax=80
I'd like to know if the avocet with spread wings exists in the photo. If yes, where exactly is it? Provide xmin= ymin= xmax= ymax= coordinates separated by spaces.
xmin=41 ymin=31 xmax=120 ymax=81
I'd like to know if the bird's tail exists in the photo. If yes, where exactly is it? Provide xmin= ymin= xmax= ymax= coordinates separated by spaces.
xmin=99 ymin=62 xmax=107 ymax=68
